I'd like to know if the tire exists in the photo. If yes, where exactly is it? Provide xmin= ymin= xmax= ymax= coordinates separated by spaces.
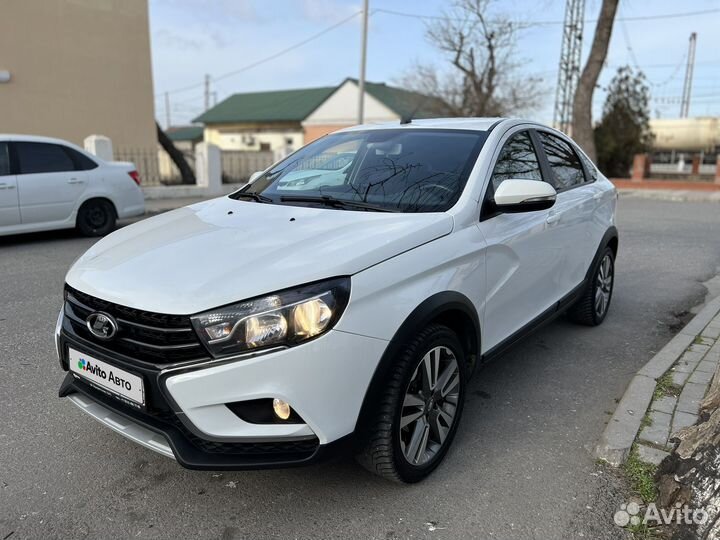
xmin=77 ymin=199 xmax=116 ymax=237
xmin=568 ymin=247 xmax=615 ymax=326
xmin=355 ymin=324 xmax=467 ymax=483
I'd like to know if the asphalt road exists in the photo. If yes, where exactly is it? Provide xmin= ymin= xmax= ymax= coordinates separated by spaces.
xmin=1 ymin=198 xmax=720 ymax=540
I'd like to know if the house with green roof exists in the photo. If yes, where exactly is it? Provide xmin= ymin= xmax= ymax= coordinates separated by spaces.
xmin=192 ymin=78 xmax=446 ymax=153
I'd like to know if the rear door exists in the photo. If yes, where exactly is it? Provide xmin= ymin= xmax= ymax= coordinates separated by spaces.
xmin=0 ymin=141 xmax=20 ymax=227
xmin=14 ymin=141 xmax=88 ymax=224
xmin=478 ymin=129 xmax=565 ymax=351
xmin=533 ymin=130 xmax=596 ymax=297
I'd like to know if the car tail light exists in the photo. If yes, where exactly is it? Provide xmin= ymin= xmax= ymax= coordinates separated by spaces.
xmin=128 ymin=170 xmax=141 ymax=185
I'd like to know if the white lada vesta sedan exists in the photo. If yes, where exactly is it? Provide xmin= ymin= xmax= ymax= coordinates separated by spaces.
xmin=56 ymin=118 xmax=617 ymax=483
xmin=0 ymin=135 xmax=144 ymax=237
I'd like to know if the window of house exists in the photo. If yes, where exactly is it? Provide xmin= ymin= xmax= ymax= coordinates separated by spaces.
xmin=537 ymin=132 xmax=587 ymax=190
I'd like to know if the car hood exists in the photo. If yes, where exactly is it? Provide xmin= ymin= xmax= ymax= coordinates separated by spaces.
xmin=66 ymin=197 xmax=454 ymax=314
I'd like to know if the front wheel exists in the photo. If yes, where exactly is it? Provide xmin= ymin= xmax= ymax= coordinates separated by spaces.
xmin=568 ymin=247 xmax=615 ymax=326
xmin=77 ymin=200 xmax=116 ymax=237
xmin=355 ymin=324 xmax=467 ymax=483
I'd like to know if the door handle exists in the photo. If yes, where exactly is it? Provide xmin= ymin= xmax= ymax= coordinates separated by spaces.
xmin=0 ymin=183 xmax=15 ymax=190
xmin=67 ymin=178 xmax=85 ymax=184
xmin=546 ymin=211 xmax=561 ymax=224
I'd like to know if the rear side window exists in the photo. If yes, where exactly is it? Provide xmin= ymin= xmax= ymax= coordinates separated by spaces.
xmin=537 ymin=132 xmax=586 ymax=190
xmin=65 ymin=147 xmax=98 ymax=170
xmin=490 ymin=131 xmax=543 ymax=191
xmin=0 ymin=142 xmax=10 ymax=176
xmin=16 ymin=142 xmax=75 ymax=174
xmin=579 ymin=152 xmax=598 ymax=182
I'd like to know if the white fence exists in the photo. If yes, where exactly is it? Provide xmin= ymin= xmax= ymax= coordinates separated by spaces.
xmin=111 ymin=145 xmax=275 ymax=187
xmin=221 ymin=150 xmax=274 ymax=183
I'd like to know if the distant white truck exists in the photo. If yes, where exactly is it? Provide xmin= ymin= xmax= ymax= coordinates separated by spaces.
xmin=0 ymin=134 xmax=145 ymax=237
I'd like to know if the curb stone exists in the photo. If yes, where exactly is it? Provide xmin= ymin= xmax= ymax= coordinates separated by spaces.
xmin=595 ymin=293 xmax=720 ymax=466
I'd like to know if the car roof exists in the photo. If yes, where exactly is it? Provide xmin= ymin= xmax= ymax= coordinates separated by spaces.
xmin=336 ymin=117 xmax=531 ymax=133
xmin=0 ymin=133 xmax=79 ymax=145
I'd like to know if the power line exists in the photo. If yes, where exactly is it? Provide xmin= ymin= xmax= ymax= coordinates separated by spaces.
xmin=156 ymin=10 xmax=362 ymax=97
xmin=373 ymin=6 xmax=720 ymax=26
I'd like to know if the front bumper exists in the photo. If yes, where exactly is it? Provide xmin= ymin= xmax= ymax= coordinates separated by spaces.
xmin=60 ymin=373 xmax=350 ymax=469
xmin=57 ymin=309 xmax=388 ymax=469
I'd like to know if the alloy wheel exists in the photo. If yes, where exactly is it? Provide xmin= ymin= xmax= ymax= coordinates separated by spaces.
xmin=595 ymin=254 xmax=613 ymax=317
xmin=399 ymin=346 xmax=461 ymax=466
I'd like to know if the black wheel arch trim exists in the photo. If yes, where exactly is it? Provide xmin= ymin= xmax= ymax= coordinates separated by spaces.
xmin=353 ymin=291 xmax=480 ymax=437
xmin=586 ymin=226 xmax=618 ymax=282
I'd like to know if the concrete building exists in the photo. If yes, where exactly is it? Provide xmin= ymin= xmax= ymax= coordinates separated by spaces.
xmin=0 ymin=0 xmax=157 ymax=160
xmin=194 ymin=79 xmax=445 ymax=152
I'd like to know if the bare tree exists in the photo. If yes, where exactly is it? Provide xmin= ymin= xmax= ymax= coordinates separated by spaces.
xmin=571 ymin=0 xmax=619 ymax=162
xmin=156 ymin=122 xmax=196 ymax=185
xmin=398 ymin=0 xmax=542 ymax=117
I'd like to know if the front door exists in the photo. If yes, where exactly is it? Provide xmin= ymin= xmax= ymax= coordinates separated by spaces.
xmin=478 ymin=129 xmax=564 ymax=351
xmin=14 ymin=141 xmax=87 ymax=224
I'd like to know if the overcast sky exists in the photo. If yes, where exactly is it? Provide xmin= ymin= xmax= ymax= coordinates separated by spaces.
xmin=149 ymin=0 xmax=720 ymax=127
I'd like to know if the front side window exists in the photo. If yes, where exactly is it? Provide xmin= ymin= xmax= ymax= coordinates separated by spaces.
xmin=490 ymin=131 xmax=543 ymax=191
xmin=0 ymin=142 xmax=10 ymax=176
xmin=537 ymin=132 xmax=586 ymax=190
xmin=16 ymin=142 xmax=75 ymax=174
xmin=235 ymin=129 xmax=487 ymax=213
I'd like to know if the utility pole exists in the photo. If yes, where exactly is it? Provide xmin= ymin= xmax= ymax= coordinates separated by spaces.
xmin=553 ymin=0 xmax=585 ymax=134
xmin=357 ymin=0 xmax=369 ymax=125
xmin=204 ymin=74 xmax=211 ymax=111
xmin=680 ymin=32 xmax=697 ymax=118
xmin=164 ymin=92 xmax=171 ymax=129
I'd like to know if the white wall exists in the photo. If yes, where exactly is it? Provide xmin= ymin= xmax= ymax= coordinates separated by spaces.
xmin=303 ymin=80 xmax=399 ymax=126
xmin=205 ymin=127 xmax=303 ymax=152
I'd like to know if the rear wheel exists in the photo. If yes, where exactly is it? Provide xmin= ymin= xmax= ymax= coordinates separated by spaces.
xmin=355 ymin=324 xmax=467 ymax=483
xmin=568 ymin=247 xmax=614 ymax=326
xmin=77 ymin=199 xmax=116 ymax=237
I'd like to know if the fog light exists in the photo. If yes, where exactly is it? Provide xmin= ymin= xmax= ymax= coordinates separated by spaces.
xmin=273 ymin=398 xmax=291 ymax=420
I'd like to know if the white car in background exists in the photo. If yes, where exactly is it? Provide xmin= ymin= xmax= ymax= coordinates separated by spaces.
xmin=0 ymin=134 xmax=145 ymax=237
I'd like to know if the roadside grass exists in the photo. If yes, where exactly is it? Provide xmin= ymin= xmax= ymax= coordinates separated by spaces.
xmin=623 ymin=446 xmax=658 ymax=503
xmin=628 ymin=521 xmax=659 ymax=540
xmin=640 ymin=413 xmax=653 ymax=430
xmin=653 ymin=372 xmax=681 ymax=401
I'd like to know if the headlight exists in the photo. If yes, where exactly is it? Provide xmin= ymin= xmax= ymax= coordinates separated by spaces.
xmin=190 ymin=277 xmax=350 ymax=358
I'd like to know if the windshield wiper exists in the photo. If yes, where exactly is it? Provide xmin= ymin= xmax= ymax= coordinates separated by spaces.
xmin=233 ymin=191 xmax=273 ymax=203
xmin=279 ymin=195 xmax=399 ymax=213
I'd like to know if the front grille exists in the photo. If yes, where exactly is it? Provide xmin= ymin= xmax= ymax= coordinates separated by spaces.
xmin=64 ymin=285 xmax=208 ymax=365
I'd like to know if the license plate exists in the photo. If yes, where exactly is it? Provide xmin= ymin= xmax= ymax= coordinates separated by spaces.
xmin=68 ymin=348 xmax=145 ymax=406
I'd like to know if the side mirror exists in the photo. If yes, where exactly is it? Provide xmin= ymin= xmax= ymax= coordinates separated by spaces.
xmin=248 ymin=171 xmax=263 ymax=183
xmin=493 ymin=179 xmax=556 ymax=213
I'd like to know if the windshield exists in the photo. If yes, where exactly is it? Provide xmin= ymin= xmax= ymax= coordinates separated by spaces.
xmin=232 ymin=128 xmax=487 ymax=213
